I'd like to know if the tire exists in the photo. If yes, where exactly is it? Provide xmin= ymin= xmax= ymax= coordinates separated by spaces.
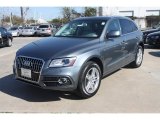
xmin=129 ymin=46 xmax=143 ymax=68
xmin=76 ymin=61 xmax=102 ymax=99
xmin=6 ymin=38 xmax=12 ymax=47
xmin=34 ymin=32 xmax=37 ymax=37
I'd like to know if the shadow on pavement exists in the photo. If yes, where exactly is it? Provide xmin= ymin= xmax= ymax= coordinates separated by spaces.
xmin=0 ymin=74 xmax=81 ymax=102
xmin=149 ymin=51 xmax=160 ymax=57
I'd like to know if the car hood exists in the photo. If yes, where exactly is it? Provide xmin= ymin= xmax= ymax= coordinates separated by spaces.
xmin=16 ymin=37 xmax=99 ymax=60
xmin=148 ymin=31 xmax=160 ymax=37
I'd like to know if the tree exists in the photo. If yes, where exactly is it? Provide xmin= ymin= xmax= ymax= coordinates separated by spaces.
xmin=3 ymin=16 xmax=10 ymax=23
xmin=12 ymin=15 xmax=23 ymax=25
xmin=84 ymin=7 xmax=97 ymax=17
xmin=61 ymin=7 xmax=81 ymax=23
xmin=20 ymin=7 xmax=29 ymax=24
xmin=26 ymin=18 xmax=37 ymax=24
xmin=62 ymin=7 xmax=72 ymax=22
xmin=50 ymin=18 xmax=61 ymax=23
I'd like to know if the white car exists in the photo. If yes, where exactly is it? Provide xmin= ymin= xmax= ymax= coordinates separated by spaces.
xmin=37 ymin=24 xmax=56 ymax=36
xmin=22 ymin=27 xmax=37 ymax=36
xmin=8 ymin=26 xmax=23 ymax=37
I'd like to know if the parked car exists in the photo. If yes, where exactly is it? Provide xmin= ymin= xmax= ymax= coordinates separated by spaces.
xmin=13 ymin=16 xmax=144 ymax=98
xmin=29 ymin=25 xmax=39 ymax=36
xmin=21 ymin=26 xmax=37 ymax=36
xmin=146 ymin=31 xmax=160 ymax=45
xmin=0 ymin=27 xmax=13 ymax=47
xmin=143 ymin=27 xmax=160 ymax=43
xmin=8 ymin=26 xmax=23 ymax=37
xmin=37 ymin=24 xmax=56 ymax=36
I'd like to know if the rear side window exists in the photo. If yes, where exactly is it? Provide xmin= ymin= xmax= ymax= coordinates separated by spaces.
xmin=129 ymin=21 xmax=138 ymax=32
xmin=119 ymin=19 xmax=138 ymax=34
xmin=39 ymin=25 xmax=49 ymax=28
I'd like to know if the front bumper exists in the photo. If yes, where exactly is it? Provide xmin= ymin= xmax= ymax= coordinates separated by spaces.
xmin=13 ymin=61 xmax=79 ymax=91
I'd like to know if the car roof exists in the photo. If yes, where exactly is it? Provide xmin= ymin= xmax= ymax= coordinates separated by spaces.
xmin=39 ymin=24 xmax=50 ymax=26
xmin=74 ymin=16 xmax=132 ymax=21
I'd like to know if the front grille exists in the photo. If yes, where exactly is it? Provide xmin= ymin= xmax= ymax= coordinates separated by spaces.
xmin=16 ymin=56 xmax=44 ymax=82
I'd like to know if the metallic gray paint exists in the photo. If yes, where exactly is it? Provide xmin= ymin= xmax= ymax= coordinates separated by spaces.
xmin=14 ymin=16 xmax=143 ymax=91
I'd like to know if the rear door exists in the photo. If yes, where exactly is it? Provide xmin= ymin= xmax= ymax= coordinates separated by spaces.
xmin=119 ymin=19 xmax=139 ymax=63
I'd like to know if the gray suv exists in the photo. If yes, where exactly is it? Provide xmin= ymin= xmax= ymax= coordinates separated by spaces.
xmin=13 ymin=16 xmax=144 ymax=98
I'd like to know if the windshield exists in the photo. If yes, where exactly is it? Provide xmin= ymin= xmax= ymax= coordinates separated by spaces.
xmin=24 ymin=27 xmax=33 ymax=29
xmin=54 ymin=19 xmax=107 ymax=38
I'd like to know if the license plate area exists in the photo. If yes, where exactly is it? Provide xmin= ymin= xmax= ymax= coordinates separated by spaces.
xmin=21 ymin=68 xmax=31 ymax=78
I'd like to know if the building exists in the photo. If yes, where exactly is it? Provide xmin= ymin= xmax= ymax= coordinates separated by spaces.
xmin=37 ymin=18 xmax=48 ymax=24
xmin=97 ymin=7 xmax=160 ymax=29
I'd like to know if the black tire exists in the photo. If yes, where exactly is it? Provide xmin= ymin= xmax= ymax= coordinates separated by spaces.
xmin=76 ymin=61 xmax=102 ymax=99
xmin=129 ymin=46 xmax=143 ymax=68
xmin=6 ymin=38 xmax=12 ymax=47
xmin=34 ymin=32 xmax=37 ymax=37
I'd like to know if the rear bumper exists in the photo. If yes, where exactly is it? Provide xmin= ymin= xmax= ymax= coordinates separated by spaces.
xmin=37 ymin=31 xmax=52 ymax=36
xmin=22 ymin=32 xmax=34 ymax=36
xmin=11 ymin=32 xmax=18 ymax=37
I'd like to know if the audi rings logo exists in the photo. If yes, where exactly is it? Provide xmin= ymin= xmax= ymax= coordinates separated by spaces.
xmin=23 ymin=61 xmax=32 ymax=67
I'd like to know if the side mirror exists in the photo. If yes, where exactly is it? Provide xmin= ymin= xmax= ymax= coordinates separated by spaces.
xmin=106 ymin=30 xmax=121 ymax=38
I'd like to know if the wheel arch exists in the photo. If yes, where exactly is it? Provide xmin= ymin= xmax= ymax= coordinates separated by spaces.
xmin=138 ymin=42 xmax=144 ymax=52
xmin=83 ymin=56 xmax=104 ymax=76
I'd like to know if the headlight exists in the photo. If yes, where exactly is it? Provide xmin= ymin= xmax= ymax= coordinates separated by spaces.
xmin=49 ymin=57 xmax=76 ymax=67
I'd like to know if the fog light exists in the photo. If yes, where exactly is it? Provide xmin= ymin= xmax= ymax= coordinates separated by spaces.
xmin=58 ymin=77 xmax=71 ymax=85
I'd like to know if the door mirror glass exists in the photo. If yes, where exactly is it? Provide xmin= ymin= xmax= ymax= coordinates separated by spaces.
xmin=106 ymin=30 xmax=121 ymax=38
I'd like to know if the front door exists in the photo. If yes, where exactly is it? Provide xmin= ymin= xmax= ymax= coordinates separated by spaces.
xmin=101 ymin=19 xmax=126 ymax=75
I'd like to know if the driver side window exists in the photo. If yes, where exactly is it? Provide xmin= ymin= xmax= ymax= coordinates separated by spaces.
xmin=107 ymin=19 xmax=120 ymax=33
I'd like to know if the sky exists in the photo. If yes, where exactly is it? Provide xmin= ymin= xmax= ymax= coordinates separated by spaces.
xmin=0 ymin=7 xmax=84 ymax=21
